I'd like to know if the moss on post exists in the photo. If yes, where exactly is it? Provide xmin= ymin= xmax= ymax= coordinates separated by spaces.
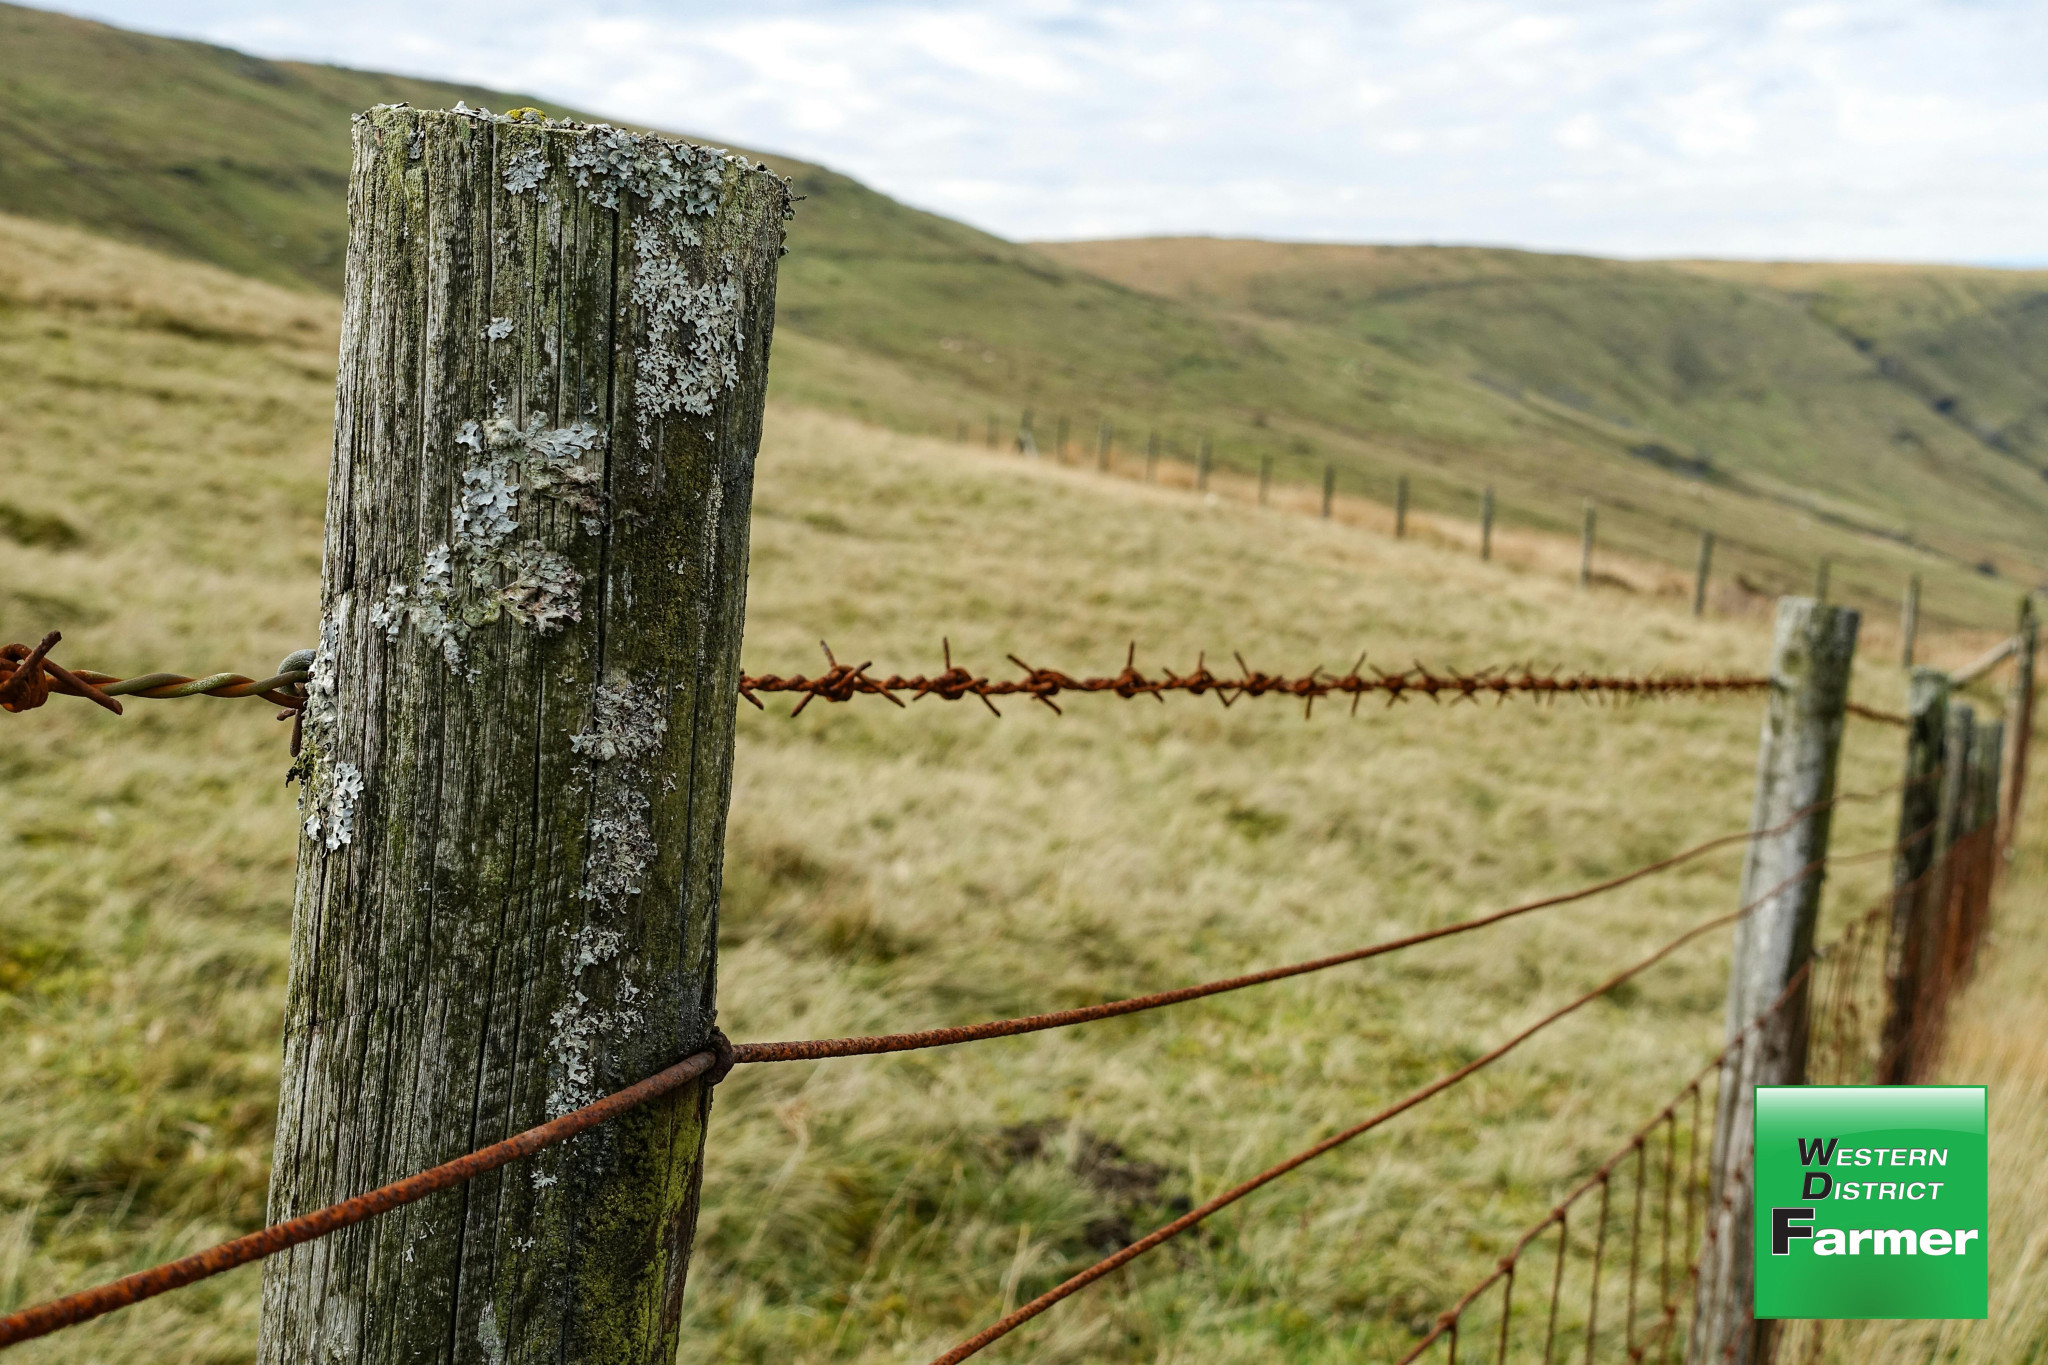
xmin=259 ymin=106 xmax=788 ymax=1364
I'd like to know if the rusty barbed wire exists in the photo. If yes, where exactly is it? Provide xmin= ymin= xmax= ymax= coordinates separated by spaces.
xmin=0 ymin=632 xmax=309 ymax=715
xmin=739 ymin=641 xmax=1910 ymax=725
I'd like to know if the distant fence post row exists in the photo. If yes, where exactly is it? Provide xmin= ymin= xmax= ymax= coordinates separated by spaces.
xmin=971 ymin=409 xmax=2013 ymax=633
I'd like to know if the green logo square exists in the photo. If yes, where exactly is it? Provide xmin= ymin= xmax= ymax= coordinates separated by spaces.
xmin=1754 ymin=1086 xmax=1987 ymax=1319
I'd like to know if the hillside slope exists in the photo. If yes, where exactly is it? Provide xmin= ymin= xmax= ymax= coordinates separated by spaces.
xmin=1 ymin=2 xmax=2043 ymax=634
xmin=16 ymin=205 xmax=2036 ymax=1364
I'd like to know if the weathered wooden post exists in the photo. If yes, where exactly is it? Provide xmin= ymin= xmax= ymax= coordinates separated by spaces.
xmin=1694 ymin=531 xmax=1715 ymax=618
xmin=1960 ymin=719 xmax=2005 ymax=976
xmin=2003 ymin=596 xmax=2037 ymax=856
xmin=1690 ymin=597 xmax=1858 ymax=1365
xmin=1018 ymin=409 xmax=1037 ymax=457
xmin=1901 ymin=575 xmax=1921 ymax=667
xmin=1878 ymin=668 xmax=1949 ymax=1083
xmin=1321 ymin=464 xmax=1335 ymax=520
xmin=1097 ymin=420 xmax=1112 ymax=472
xmin=1479 ymin=486 xmax=1494 ymax=560
xmin=1258 ymin=455 xmax=1271 ymax=506
xmin=1395 ymin=475 xmax=1408 ymax=539
xmin=260 ymin=107 xmax=787 ymax=1364
xmin=1197 ymin=437 xmax=1212 ymax=491
xmin=1578 ymin=500 xmax=1596 ymax=588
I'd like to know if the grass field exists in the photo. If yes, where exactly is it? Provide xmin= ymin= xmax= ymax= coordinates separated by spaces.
xmin=0 ymin=213 xmax=2040 ymax=1362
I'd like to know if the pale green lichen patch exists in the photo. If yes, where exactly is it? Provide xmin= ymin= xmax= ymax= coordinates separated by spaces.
xmin=294 ymin=604 xmax=362 ymax=852
xmin=371 ymin=417 xmax=603 ymax=668
xmin=566 ymin=125 xmax=725 ymax=221
xmin=548 ymin=677 xmax=669 ymax=1113
xmin=502 ymin=145 xmax=549 ymax=198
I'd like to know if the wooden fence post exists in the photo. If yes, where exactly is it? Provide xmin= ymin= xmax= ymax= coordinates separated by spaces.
xmin=1197 ymin=437 xmax=1212 ymax=492
xmin=1902 ymin=575 xmax=1921 ymax=667
xmin=1395 ymin=475 xmax=1408 ymax=539
xmin=1578 ymin=500 xmax=1596 ymax=588
xmin=1479 ymin=487 xmax=1494 ymax=561
xmin=1321 ymin=464 xmax=1335 ymax=520
xmin=1019 ymin=409 xmax=1037 ymax=457
xmin=1878 ymin=668 xmax=1949 ymax=1083
xmin=1961 ymin=719 xmax=2005 ymax=977
xmin=1258 ymin=455 xmax=1271 ymax=506
xmin=258 ymin=108 xmax=787 ymax=1364
xmin=2003 ymin=596 xmax=2037 ymax=856
xmin=1694 ymin=531 xmax=1715 ymax=618
xmin=1097 ymin=420 xmax=1112 ymax=472
xmin=1690 ymin=597 xmax=1859 ymax=1365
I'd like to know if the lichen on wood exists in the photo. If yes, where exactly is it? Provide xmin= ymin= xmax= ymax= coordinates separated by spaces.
xmin=259 ymin=105 xmax=788 ymax=1364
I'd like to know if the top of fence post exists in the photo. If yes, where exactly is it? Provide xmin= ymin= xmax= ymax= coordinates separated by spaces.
xmin=1691 ymin=595 xmax=1858 ymax=1365
xmin=258 ymin=106 xmax=788 ymax=1365
xmin=2003 ymin=595 xmax=2037 ymax=856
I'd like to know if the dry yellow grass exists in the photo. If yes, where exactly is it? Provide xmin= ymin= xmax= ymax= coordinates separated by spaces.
xmin=0 ymin=212 xmax=2038 ymax=1362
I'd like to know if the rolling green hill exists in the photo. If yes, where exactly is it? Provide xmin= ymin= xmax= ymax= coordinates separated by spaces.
xmin=1 ymin=0 xmax=2044 ymax=633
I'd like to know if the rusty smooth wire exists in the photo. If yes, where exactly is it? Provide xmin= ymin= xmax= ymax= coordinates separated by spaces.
xmin=0 ymin=1046 xmax=723 ymax=1348
xmin=922 ymin=890 xmax=1797 ymax=1365
xmin=734 ymin=796 xmax=1909 ymax=1067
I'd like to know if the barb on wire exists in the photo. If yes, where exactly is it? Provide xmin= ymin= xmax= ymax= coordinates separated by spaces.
xmin=0 ymin=633 xmax=310 ymax=716
xmin=739 ymin=641 xmax=1911 ymax=725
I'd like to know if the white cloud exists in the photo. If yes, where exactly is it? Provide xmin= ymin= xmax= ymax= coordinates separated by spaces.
xmin=39 ymin=0 xmax=2048 ymax=263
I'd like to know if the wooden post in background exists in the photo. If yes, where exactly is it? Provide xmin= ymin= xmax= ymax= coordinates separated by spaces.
xmin=1961 ymin=719 xmax=2005 ymax=977
xmin=1694 ymin=531 xmax=1715 ymax=618
xmin=1902 ymin=575 xmax=1921 ymax=667
xmin=1097 ymin=420 xmax=1112 ymax=472
xmin=1878 ymin=668 xmax=1949 ymax=1083
xmin=1321 ymin=464 xmax=1335 ymax=520
xmin=1146 ymin=430 xmax=1159 ymax=482
xmin=1197 ymin=437 xmax=1212 ymax=492
xmin=1691 ymin=597 xmax=1859 ymax=1365
xmin=1018 ymin=408 xmax=1037 ymax=457
xmin=2004 ymin=596 xmax=2037 ymax=857
xmin=1395 ymin=475 xmax=1408 ymax=539
xmin=1479 ymin=487 xmax=1494 ymax=561
xmin=1258 ymin=455 xmax=1271 ymax=506
xmin=260 ymin=108 xmax=787 ymax=1363
xmin=1578 ymin=500 xmax=1596 ymax=588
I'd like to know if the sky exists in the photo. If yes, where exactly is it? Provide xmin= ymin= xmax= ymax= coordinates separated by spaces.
xmin=44 ymin=0 xmax=2048 ymax=263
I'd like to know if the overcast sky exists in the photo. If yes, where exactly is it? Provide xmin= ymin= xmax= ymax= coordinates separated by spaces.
xmin=46 ymin=0 xmax=2048 ymax=263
